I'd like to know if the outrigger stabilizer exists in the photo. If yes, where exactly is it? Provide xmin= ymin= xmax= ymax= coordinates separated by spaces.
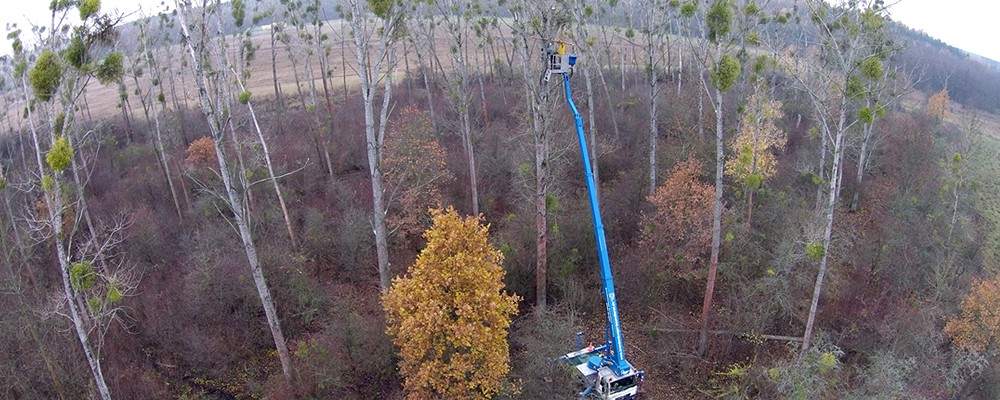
xmin=548 ymin=42 xmax=645 ymax=400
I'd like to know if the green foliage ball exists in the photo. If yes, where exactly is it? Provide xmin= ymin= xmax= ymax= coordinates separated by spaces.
xmin=88 ymin=296 xmax=103 ymax=314
xmin=54 ymin=112 xmax=66 ymax=137
xmin=681 ymin=2 xmax=697 ymax=18
xmin=545 ymin=194 xmax=560 ymax=213
xmin=707 ymin=0 xmax=733 ymax=43
xmin=845 ymin=75 xmax=865 ymax=100
xmin=806 ymin=241 xmax=825 ymax=261
xmin=745 ymin=172 xmax=764 ymax=190
xmin=11 ymin=37 xmax=23 ymax=55
xmin=41 ymin=175 xmax=55 ymax=192
xmin=231 ymin=0 xmax=246 ymax=27
xmin=753 ymin=55 xmax=769 ymax=74
xmin=860 ymin=57 xmax=883 ymax=81
xmin=107 ymin=284 xmax=122 ymax=304
xmin=238 ymin=90 xmax=252 ymax=104
xmin=367 ymin=0 xmax=394 ymax=19
xmin=29 ymin=51 xmax=63 ymax=102
xmin=64 ymin=35 xmax=87 ymax=69
xmin=0 ymin=177 xmax=6 ymax=191
xmin=46 ymin=136 xmax=73 ymax=173
xmin=858 ymin=106 xmax=874 ymax=124
xmin=79 ymin=0 xmax=100 ymax=20
xmin=70 ymin=262 xmax=96 ymax=291
xmin=711 ymin=53 xmax=740 ymax=92
xmin=95 ymin=51 xmax=124 ymax=85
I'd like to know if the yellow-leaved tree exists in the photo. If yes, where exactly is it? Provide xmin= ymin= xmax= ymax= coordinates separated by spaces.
xmin=725 ymin=92 xmax=786 ymax=221
xmin=945 ymin=276 xmax=1000 ymax=353
xmin=383 ymin=207 xmax=520 ymax=399
xmin=927 ymin=89 xmax=951 ymax=120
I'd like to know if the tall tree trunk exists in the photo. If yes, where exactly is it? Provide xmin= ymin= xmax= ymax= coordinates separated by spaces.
xmin=415 ymin=43 xmax=438 ymax=131
xmin=814 ymin=119 xmax=828 ymax=212
xmin=170 ymin=52 xmax=191 ymax=145
xmin=850 ymin=110 xmax=877 ymax=212
xmin=117 ymin=81 xmax=134 ymax=143
xmin=22 ymin=74 xmax=112 ymax=400
xmin=176 ymin=5 xmax=294 ymax=384
xmin=534 ymin=114 xmax=549 ymax=311
xmin=582 ymin=63 xmax=600 ymax=199
xmin=513 ymin=11 xmax=551 ymax=310
xmin=439 ymin=9 xmax=480 ymax=216
xmin=699 ymin=86 xmax=725 ymax=357
xmin=270 ymin=27 xmax=284 ymax=114
xmin=144 ymin=39 xmax=183 ymax=219
xmin=698 ymin=74 xmax=706 ymax=138
xmin=235 ymin=73 xmax=299 ymax=250
xmin=647 ymin=68 xmax=659 ymax=196
xmin=800 ymin=102 xmax=848 ymax=358
xmin=462 ymin=103 xmax=479 ymax=215
xmin=315 ymin=18 xmax=334 ymax=115
xmin=596 ymin=61 xmax=620 ymax=138
xmin=347 ymin=0 xmax=399 ymax=291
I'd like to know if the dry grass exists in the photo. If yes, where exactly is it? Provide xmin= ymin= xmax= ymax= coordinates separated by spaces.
xmin=3 ymin=19 xmax=522 ymax=123
xmin=900 ymin=90 xmax=1000 ymax=140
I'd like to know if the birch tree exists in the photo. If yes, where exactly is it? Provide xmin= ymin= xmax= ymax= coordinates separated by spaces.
xmin=848 ymin=25 xmax=906 ymax=212
xmin=137 ymin=16 xmax=184 ymax=218
xmin=687 ymin=0 xmax=743 ymax=357
xmin=341 ymin=0 xmax=405 ymax=291
xmin=434 ymin=0 xmax=482 ymax=215
xmin=174 ymin=0 xmax=295 ymax=384
xmin=627 ymin=0 xmax=676 ymax=196
xmin=782 ymin=0 xmax=892 ymax=358
xmin=12 ymin=2 xmax=135 ymax=397
xmin=569 ymin=0 xmax=616 ymax=199
xmin=230 ymin=0 xmax=300 ymax=250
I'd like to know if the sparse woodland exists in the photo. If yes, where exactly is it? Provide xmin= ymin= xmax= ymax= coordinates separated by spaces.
xmin=3 ymin=0 xmax=1000 ymax=398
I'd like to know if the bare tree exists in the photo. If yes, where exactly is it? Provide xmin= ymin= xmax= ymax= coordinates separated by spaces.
xmin=781 ymin=0 xmax=893 ymax=358
xmin=11 ymin=3 xmax=137 ymax=396
xmin=342 ymin=0 xmax=406 ymax=290
xmin=507 ymin=0 xmax=566 ymax=310
xmin=626 ymin=0 xmax=676 ymax=196
xmin=433 ymin=0 xmax=482 ymax=215
xmin=137 ymin=16 xmax=184 ymax=219
xmin=230 ymin=0 xmax=300 ymax=250
xmin=175 ymin=0 xmax=295 ymax=384
xmin=686 ymin=0 xmax=763 ymax=357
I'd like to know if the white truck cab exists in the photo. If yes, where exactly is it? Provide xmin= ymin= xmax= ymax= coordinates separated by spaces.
xmin=561 ymin=346 xmax=642 ymax=399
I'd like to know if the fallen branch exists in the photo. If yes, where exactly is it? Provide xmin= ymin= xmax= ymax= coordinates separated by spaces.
xmin=656 ymin=328 xmax=804 ymax=343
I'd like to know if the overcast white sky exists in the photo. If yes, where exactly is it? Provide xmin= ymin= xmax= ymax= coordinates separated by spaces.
xmin=1 ymin=0 xmax=167 ymax=54
xmin=1 ymin=0 xmax=998 ymax=62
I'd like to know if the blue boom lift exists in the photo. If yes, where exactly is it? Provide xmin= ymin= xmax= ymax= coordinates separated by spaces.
xmin=546 ymin=42 xmax=645 ymax=400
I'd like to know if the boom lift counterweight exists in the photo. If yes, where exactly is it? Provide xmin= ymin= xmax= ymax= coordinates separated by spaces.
xmin=548 ymin=42 xmax=645 ymax=400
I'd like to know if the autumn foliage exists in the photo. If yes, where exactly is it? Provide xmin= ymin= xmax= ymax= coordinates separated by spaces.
xmin=725 ymin=93 xmax=786 ymax=190
xmin=927 ymin=89 xmax=951 ymax=120
xmin=383 ymin=107 xmax=454 ymax=237
xmin=643 ymin=157 xmax=715 ymax=271
xmin=945 ymin=276 xmax=1000 ymax=354
xmin=184 ymin=136 xmax=217 ymax=167
xmin=382 ymin=207 xmax=520 ymax=399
